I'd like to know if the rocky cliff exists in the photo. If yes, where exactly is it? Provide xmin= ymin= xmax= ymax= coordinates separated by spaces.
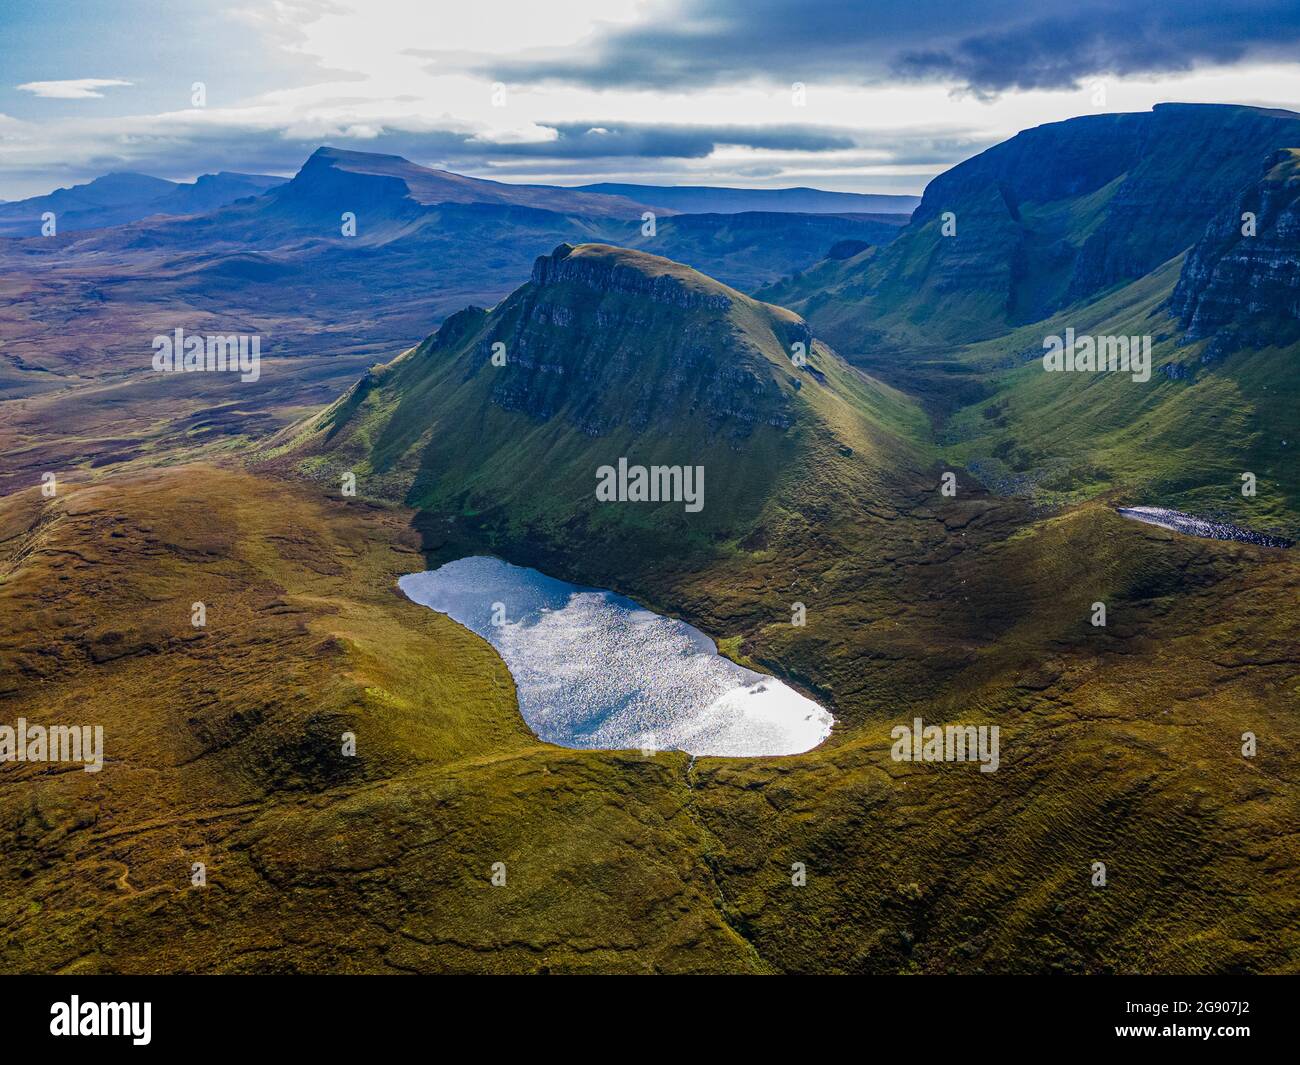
xmin=769 ymin=103 xmax=1300 ymax=358
xmin=474 ymin=243 xmax=808 ymax=436
xmin=1171 ymin=148 xmax=1300 ymax=340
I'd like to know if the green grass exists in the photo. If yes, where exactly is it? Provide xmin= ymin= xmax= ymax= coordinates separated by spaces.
xmin=939 ymin=257 xmax=1300 ymax=535
xmin=5 ymin=243 xmax=1298 ymax=975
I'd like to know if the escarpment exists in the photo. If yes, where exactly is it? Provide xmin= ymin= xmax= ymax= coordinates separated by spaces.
xmin=1172 ymin=148 xmax=1300 ymax=341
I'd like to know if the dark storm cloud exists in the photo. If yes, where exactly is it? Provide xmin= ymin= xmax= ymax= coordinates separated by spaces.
xmin=59 ymin=122 xmax=863 ymax=180
xmin=476 ymin=123 xmax=856 ymax=157
xmin=479 ymin=0 xmax=1300 ymax=94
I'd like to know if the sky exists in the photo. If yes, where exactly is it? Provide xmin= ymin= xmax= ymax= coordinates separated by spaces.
xmin=2 ymin=0 xmax=1299 ymax=199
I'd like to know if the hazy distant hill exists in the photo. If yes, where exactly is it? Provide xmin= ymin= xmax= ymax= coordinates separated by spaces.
xmin=0 ymin=171 xmax=286 ymax=236
xmin=576 ymin=181 xmax=918 ymax=216
xmin=0 ymin=148 xmax=902 ymax=387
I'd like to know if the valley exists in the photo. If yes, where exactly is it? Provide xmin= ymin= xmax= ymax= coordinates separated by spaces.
xmin=1 ymin=101 xmax=1297 ymax=976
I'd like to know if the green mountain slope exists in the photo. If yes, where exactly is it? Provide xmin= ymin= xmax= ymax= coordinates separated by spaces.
xmin=939 ymin=256 xmax=1299 ymax=535
xmin=278 ymin=242 xmax=931 ymax=576
xmin=758 ymin=107 xmax=1300 ymax=537
xmin=762 ymin=103 xmax=1300 ymax=361
xmin=258 ymin=242 xmax=1300 ymax=975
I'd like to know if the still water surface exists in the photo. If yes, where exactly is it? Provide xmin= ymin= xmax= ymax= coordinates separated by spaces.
xmin=399 ymin=556 xmax=833 ymax=757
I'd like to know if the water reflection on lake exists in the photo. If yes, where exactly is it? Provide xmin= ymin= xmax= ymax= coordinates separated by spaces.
xmin=399 ymin=556 xmax=833 ymax=757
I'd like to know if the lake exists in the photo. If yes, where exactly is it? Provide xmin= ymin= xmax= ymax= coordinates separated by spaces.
xmin=1117 ymin=506 xmax=1293 ymax=548
xmin=398 ymin=556 xmax=834 ymax=757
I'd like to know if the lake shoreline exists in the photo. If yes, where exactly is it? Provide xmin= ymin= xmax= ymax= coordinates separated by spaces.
xmin=1117 ymin=506 xmax=1294 ymax=548
xmin=398 ymin=556 xmax=834 ymax=758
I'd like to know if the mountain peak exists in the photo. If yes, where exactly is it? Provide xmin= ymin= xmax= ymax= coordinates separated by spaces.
xmin=290 ymin=148 xmax=658 ymax=218
xmin=529 ymin=242 xmax=742 ymax=311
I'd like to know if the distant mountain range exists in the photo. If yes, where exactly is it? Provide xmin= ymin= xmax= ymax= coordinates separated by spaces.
xmin=274 ymin=102 xmax=1300 ymax=543
xmin=0 ymin=147 xmax=906 ymax=390
xmin=573 ymin=181 xmax=919 ymax=215
xmin=762 ymin=102 xmax=1299 ymax=532
xmin=0 ymin=171 xmax=287 ymax=237
xmin=0 ymin=152 xmax=915 ymax=239
xmin=2 ymin=105 xmax=1296 ymax=530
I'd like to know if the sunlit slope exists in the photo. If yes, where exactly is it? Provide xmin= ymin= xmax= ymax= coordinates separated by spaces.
xmin=762 ymin=104 xmax=1300 ymax=362
xmin=3 ymin=463 xmax=1295 ymax=973
xmin=278 ymin=242 xmax=933 ymax=575
xmin=939 ymin=261 xmax=1298 ymax=536
xmin=0 ymin=465 xmax=768 ymax=974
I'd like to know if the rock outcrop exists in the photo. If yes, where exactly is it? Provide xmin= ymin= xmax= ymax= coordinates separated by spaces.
xmin=476 ymin=244 xmax=802 ymax=436
xmin=1171 ymin=148 xmax=1300 ymax=339
xmin=529 ymin=242 xmax=734 ymax=312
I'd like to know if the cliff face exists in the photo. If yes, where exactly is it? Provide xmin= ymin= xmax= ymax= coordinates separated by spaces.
xmin=1171 ymin=149 xmax=1300 ymax=340
xmin=777 ymin=104 xmax=1300 ymax=358
xmin=528 ymin=242 xmax=734 ymax=312
xmin=911 ymin=111 xmax=1142 ymax=227
xmin=1065 ymin=105 xmax=1300 ymax=300
xmin=914 ymin=104 xmax=1300 ymax=308
xmin=477 ymin=244 xmax=805 ymax=437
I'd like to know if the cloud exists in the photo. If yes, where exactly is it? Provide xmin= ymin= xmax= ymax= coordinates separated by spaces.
xmin=0 ymin=103 xmax=980 ymax=200
xmin=481 ymin=0 xmax=1300 ymax=95
xmin=16 ymin=78 xmax=133 ymax=100
xmin=4 ymin=1 xmax=1299 ymax=199
xmin=469 ymin=122 xmax=858 ymax=158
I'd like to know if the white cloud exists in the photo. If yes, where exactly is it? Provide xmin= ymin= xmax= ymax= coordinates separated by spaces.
xmin=17 ymin=78 xmax=133 ymax=100
xmin=3 ymin=1 xmax=1300 ymax=198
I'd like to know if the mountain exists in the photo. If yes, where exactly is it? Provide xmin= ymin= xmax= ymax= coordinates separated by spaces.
xmin=151 ymin=171 xmax=287 ymax=217
xmin=764 ymin=103 xmax=1300 ymax=358
xmin=575 ymin=181 xmax=918 ymax=216
xmin=0 ymin=171 xmax=286 ymax=236
xmin=0 ymin=146 xmax=899 ymax=494
xmin=169 ymin=147 xmax=900 ymax=281
xmin=751 ymin=103 xmax=1300 ymax=533
xmin=293 ymin=147 xmax=656 ymax=219
xmin=1172 ymin=147 xmax=1300 ymax=341
xmin=253 ymin=241 xmax=1300 ymax=975
xmin=0 ymin=149 xmax=900 ymax=392
xmin=276 ymin=242 xmax=927 ymax=570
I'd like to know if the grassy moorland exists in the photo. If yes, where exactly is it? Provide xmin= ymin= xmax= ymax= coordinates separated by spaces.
xmin=0 ymin=465 xmax=770 ymax=973
xmin=2 ymin=449 xmax=1295 ymax=973
xmin=2 ymin=215 xmax=1297 ymax=974
xmin=938 ymin=260 xmax=1299 ymax=534
xmin=208 ymin=243 xmax=1300 ymax=973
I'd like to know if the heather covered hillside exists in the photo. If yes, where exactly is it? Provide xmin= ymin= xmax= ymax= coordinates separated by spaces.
xmin=3 ymin=0 xmax=1300 ymax=985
